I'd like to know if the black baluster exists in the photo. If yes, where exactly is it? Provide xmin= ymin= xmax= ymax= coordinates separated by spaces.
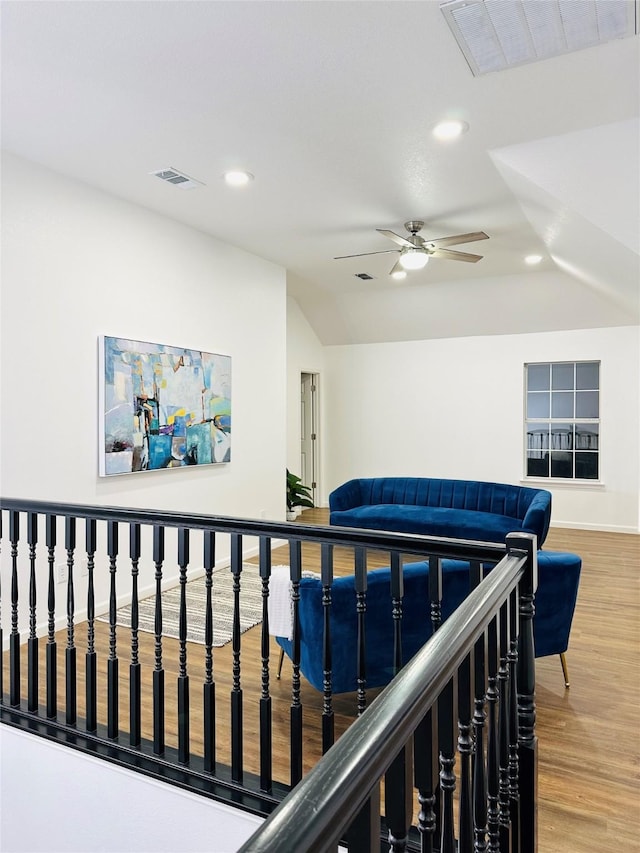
xmin=203 ymin=530 xmax=216 ymax=772
xmin=390 ymin=552 xmax=403 ymax=675
xmin=415 ymin=557 xmax=443 ymax=853
xmin=354 ymin=547 xmax=367 ymax=716
xmin=429 ymin=556 xmax=442 ymax=632
xmin=45 ymin=515 xmax=57 ymax=719
xmin=230 ymin=533 xmax=243 ymax=781
xmin=65 ymin=516 xmax=77 ymax=726
xmin=386 ymin=743 xmax=412 ymax=852
xmin=289 ymin=539 xmax=302 ymax=786
xmin=27 ymin=512 xmax=38 ymax=713
xmin=320 ymin=542 xmax=334 ymax=753
xmin=470 ymin=563 xmax=488 ymax=853
xmin=498 ymin=602 xmax=512 ymax=852
xmin=153 ymin=525 xmax=165 ymax=755
xmin=85 ymin=518 xmax=97 ymax=732
xmin=508 ymin=533 xmax=538 ymax=853
xmin=258 ymin=536 xmax=272 ymax=792
xmin=385 ymin=550 xmax=408 ymax=853
xmin=439 ymin=677 xmax=457 ymax=853
xmin=486 ymin=614 xmax=500 ymax=852
xmin=129 ymin=522 xmax=141 ymax=747
xmin=415 ymin=709 xmax=438 ymax=853
xmin=508 ymin=588 xmax=521 ymax=851
xmin=177 ymin=527 xmax=190 ymax=765
xmin=344 ymin=788 xmax=382 ymax=853
xmin=9 ymin=510 xmax=20 ymax=707
xmin=458 ymin=652 xmax=474 ymax=852
xmin=107 ymin=520 xmax=119 ymax=739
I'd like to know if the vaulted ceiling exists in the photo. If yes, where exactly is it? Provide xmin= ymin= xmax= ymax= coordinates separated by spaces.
xmin=2 ymin=1 xmax=638 ymax=345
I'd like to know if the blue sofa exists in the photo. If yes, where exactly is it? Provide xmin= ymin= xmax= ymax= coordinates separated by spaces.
xmin=329 ymin=477 xmax=552 ymax=547
xmin=275 ymin=551 xmax=582 ymax=694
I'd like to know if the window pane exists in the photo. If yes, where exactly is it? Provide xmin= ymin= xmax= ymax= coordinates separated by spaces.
xmin=552 ymin=363 xmax=574 ymax=390
xmin=527 ymin=364 xmax=550 ymax=391
xmin=524 ymin=360 xmax=599 ymax=483
xmin=550 ymin=451 xmax=573 ymax=478
xmin=550 ymin=423 xmax=573 ymax=449
xmin=527 ymin=392 xmax=550 ymax=418
xmin=527 ymin=452 xmax=549 ymax=477
xmin=576 ymin=390 xmax=599 ymax=418
xmin=551 ymin=391 xmax=574 ymax=418
xmin=526 ymin=423 xmax=549 ymax=452
xmin=576 ymin=452 xmax=598 ymax=479
xmin=575 ymin=423 xmax=599 ymax=450
xmin=576 ymin=361 xmax=599 ymax=390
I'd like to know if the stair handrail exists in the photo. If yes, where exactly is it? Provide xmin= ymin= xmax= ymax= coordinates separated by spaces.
xmin=238 ymin=534 xmax=536 ymax=852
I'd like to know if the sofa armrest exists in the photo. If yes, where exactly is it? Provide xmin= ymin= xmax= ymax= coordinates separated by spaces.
xmin=329 ymin=479 xmax=363 ymax=512
xmin=521 ymin=489 xmax=552 ymax=547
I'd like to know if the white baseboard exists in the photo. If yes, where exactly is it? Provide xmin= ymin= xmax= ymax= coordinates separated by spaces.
xmin=551 ymin=521 xmax=639 ymax=534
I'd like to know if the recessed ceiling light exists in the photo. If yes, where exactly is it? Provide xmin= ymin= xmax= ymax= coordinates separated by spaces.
xmin=525 ymin=254 xmax=543 ymax=265
xmin=223 ymin=170 xmax=254 ymax=187
xmin=432 ymin=119 xmax=469 ymax=141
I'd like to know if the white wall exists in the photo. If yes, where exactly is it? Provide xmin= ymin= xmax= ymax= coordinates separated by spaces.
xmin=285 ymin=294 xmax=325 ymax=496
xmin=323 ymin=327 xmax=639 ymax=532
xmin=0 ymin=726 xmax=263 ymax=853
xmin=1 ymin=153 xmax=288 ymax=630
xmin=1 ymin=153 xmax=286 ymax=517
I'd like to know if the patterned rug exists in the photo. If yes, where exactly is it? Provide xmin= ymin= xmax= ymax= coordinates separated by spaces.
xmin=97 ymin=563 xmax=263 ymax=647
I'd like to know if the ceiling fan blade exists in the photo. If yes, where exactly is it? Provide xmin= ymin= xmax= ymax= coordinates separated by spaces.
xmin=426 ymin=231 xmax=489 ymax=249
xmin=389 ymin=259 xmax=405 ymax=276
xmin=431 ymin=248 xmax=484 ymax=263
xmin=376 ymin=229 xmax=415 ymax=249
xmin=334 ymin=249 xmax=400 ymax=259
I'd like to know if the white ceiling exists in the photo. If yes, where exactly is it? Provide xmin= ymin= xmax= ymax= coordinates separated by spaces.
xmin=2 ymin=0 xmax=639 ymax=345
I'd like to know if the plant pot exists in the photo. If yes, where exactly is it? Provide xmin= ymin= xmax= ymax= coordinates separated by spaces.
xmin=286 ymin=510 xmax=297 ymax=521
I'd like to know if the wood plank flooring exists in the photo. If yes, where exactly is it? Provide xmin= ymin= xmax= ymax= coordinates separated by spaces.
xmin=3 ymin=509 xmax=639 ymax=851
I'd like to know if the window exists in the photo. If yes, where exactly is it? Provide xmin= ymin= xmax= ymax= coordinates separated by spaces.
xmin=525 ymin=361 xmax=600 ymax=480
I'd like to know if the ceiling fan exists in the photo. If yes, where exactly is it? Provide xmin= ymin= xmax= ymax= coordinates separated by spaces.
xmin=334 ymin=220 xmax=489 ymax=277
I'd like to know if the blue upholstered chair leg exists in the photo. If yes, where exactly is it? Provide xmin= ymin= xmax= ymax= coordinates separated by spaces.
xmin=277 ymin=647 xmax=285 ymax=680
xmin=560 ymin=652 xmax=570 ymax=688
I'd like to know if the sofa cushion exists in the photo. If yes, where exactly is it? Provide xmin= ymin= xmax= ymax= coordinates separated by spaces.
xmin=330 ymin=504 xmax=523 ymax=544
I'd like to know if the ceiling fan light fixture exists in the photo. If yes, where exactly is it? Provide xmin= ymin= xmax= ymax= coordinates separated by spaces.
xmin=399 ymin=248 xmax=429 ymax=270
xmin=432 ymin=119 xmax=469 ymax=141
xmin=391 ymin=268 xmax=407 ymax=281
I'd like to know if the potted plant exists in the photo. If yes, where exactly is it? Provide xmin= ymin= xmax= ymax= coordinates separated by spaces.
xmin=286 ymin=469 xmax=314 ymax=520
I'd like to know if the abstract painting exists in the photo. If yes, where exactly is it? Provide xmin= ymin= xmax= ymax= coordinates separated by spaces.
xmin=99 ymin=336 xmax=231 ymax=476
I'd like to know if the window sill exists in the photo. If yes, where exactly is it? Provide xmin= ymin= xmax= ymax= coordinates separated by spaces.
xmin=521 ymin=477 xmax=605 ymax=490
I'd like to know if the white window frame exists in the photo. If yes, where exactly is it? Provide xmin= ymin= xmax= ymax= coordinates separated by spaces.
xmin=524 ymin=360 xmax=601 ymax=484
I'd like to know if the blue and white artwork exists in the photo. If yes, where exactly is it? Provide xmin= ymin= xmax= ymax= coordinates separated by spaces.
xmin=99 ymin=336 xmax=231 ymax=476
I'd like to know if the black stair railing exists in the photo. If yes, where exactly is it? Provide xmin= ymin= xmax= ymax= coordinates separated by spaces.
xmin=239 ymin=532 xmax=538 ymax=853
xmin=0 ymin=498 xmax=537 ymax=851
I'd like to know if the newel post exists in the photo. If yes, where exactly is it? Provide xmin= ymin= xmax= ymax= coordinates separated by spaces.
xmin=506 ymin=532 xmax=538 ymax=853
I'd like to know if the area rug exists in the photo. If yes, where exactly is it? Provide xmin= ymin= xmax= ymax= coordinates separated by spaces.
xmin=97 ymin=563 xmax=264 ymax=647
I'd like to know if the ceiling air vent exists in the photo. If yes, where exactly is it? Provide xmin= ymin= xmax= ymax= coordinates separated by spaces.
xmin=354 ymin=272 xmax=375 ymax=280
xmin=440 ymin=0 xmax=638 ymax=76
xmin=150 ymin=167 xmax=205 ymax=190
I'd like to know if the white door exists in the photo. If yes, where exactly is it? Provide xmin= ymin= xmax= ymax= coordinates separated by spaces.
xmin=300 ymin=373 xmax=318 ymax=506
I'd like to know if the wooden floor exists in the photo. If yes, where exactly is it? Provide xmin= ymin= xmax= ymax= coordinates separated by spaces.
xmin=4 ymin=509 xmax=639 ymax=851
